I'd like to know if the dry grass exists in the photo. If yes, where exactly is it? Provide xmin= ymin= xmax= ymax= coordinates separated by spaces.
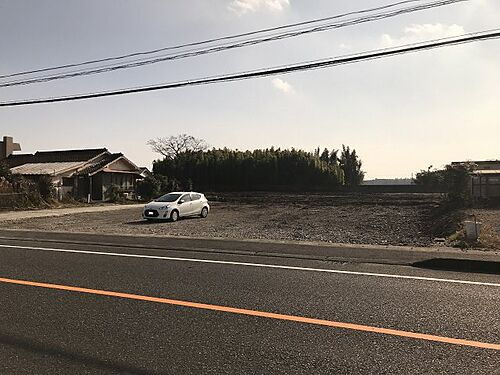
xmin=477 ymin=223 xmax=500 ymax=250
xmin=466 ymin=208 xmax=500 ymax=251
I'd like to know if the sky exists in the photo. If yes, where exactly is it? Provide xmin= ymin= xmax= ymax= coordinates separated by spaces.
xmin=1 ymin=0 xmax=499 ymax=179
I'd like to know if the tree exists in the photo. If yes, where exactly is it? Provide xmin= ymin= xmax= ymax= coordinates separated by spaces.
xmin=0 ymin=161 xmax=11 ymax=179
xmin=339 ymin=145 xmax=364 ymax=187
xmin=36 ymin=175 xmax=54 ymax=201
xmin=329 ymin=149 xmax=338 ymax=165
xmin=147 ymin=134 xmax=209 ymax=159
xmin=414 ymin=162 xmax=476 ymax=204
xmin=137 ymin=175 xmax=171 ymax=200
xmin=414 ymin=166 xmax=444 ymax=187
xmin=153 ymin=147 xmax=346 ymax=191
xmin=320 ymin=148 xmax=330 ymax=162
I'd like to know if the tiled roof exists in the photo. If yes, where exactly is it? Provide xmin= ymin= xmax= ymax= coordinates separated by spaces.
xmin=5 ymin=148 xmax=143 ymax=177
xmin=75 ymin=153 xmax=124 ymax=176
xmin=11 ymin=162 xmax=84 ymax=175
xmin=4 ymin=148 xmax=108 ymax=168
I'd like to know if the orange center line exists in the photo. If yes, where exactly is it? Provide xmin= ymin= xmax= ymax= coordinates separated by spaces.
xmin=1 ymin=276 xmax=499 ymax=351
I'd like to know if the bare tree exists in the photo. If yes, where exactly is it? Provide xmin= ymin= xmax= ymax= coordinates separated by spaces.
xmin=147 ymin=134 xmax=209 ymax=159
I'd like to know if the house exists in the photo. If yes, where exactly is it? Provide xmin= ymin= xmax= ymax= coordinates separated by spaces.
xmin=138 ymin=167 xmax=153 ymax=178
xmin=451 ymin=160 xmax=500 ymax=200
xmin=0 ymin=136 xmax=143 ymax=201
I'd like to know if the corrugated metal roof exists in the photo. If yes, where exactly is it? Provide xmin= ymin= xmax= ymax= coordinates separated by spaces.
xmin=32 ymin=148 xmax=108 ymax=163
xmin=11 ymin=162 xmax=84 ymax=175
xmin=473 ymin=169 xmax=500 ymax=175
xmin=4 ymin=154 xmax=35 ymax=168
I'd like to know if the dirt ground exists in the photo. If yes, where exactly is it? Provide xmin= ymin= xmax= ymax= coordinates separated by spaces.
xmin=1 ymin=193 xmax=444 ymax=247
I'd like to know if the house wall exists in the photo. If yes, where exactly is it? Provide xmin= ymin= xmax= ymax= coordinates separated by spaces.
xmin=107 ymin=159 xmax=132 ymax=171
xmin=472 ymin=175 xmax=500 ymax=199
xmin=49 ymin=168 xmax=80 ymax=200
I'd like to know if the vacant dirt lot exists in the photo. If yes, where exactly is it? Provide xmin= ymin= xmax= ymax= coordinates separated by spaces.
xmin=1 ymin=193 xmax=443 ymax=247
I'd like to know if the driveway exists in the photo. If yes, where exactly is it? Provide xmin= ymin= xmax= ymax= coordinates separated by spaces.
xmin=0 ymin=204 xmax=143 ymax=222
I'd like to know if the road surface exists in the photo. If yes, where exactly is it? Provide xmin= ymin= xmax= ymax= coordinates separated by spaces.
xmin=0 ymin=231 xmax=499 ymax=374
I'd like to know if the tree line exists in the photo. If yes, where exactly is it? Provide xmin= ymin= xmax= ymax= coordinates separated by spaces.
xmin=139 ymin=134 xmax=365 ymax=196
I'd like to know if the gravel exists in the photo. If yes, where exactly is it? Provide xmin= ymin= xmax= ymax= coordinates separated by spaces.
xmin=1 ymin=193 xmax=442 ymax=247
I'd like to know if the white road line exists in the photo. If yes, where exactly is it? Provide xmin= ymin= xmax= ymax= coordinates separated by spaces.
xmin=0 ymin=243 xmax=499 ymax=287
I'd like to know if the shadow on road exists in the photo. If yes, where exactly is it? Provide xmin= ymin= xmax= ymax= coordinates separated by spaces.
xmin=0 ymin=333 xmax=157 ymax=375
xmin=412 ymin=258 xmax=500 ymax=275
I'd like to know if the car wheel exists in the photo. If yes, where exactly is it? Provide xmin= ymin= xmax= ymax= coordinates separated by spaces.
xmin=170 ymin=210 xmax=179 ymax=222
xmin=200 ymin=207 xmax=209 ymax=218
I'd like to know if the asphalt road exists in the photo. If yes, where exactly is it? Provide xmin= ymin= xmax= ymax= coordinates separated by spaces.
xmin=0 ymin=232 xmax=499 ymax=374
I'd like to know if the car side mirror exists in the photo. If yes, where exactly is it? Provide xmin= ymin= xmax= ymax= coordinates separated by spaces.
xmin=178 ymin=200 xmax=184 ymax=204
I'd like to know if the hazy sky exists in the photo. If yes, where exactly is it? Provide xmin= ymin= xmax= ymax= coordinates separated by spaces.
xmin=1 ymin=0 xmax=499 ymax=178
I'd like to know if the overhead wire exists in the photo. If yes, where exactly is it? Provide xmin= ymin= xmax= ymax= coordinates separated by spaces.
xmin=0 ymin=0 xmax=451 ymax=80
xmin=1 ymin=29 xmax=498 ymax=107
xmin=0 ymin=0 xmax=467 ymax=88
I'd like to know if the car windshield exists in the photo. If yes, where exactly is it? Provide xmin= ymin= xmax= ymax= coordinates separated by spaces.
xmin=155 ymin=193 xmax=182 ymax=202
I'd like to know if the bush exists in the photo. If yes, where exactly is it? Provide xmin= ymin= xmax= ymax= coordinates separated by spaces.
xmin=0 ymin=162 xmax=12 ymax=180
xmin=0 ymin=165 xmax=54 ymax=208
xmin=106 ymin=184 xmax=122 ymax=202
xmin=36 ymin=175 xmax=55 ymax=201
xmin=137 ymin=176 xmax=161 ymax=201
xmin=136 ymin=175 xmax=171 ymax=201
xmin=415 ymin=163 xmax=474 ymax=207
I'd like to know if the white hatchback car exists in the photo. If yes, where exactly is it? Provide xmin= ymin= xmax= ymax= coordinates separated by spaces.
xmin=143 ymin=192 xmax=210 ymax=222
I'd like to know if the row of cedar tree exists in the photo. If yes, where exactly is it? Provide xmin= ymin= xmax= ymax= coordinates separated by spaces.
xmin=139 ymin=145 xmax=364 ymax=197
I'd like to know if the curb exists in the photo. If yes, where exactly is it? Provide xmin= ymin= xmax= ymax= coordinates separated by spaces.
xmin=0 ymin=229 xmax=499 ymax=273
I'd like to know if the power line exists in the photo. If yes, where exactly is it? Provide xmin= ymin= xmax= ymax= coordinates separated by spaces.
xmin=0 ymin=0 xmax=440 ymax=80
xmin=1 ymin=29 xmax=498 ymax=108
xmin=0 ymin=0 xmax=467 ymax=87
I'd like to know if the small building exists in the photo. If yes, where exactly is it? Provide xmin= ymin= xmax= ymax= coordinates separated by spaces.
xmin=1 ymin=136 xmax=143 ymax=201
xmin=452 ymin=160 xmax=500 ymax=200
xmin=471 ymin=170 xmax=500 ymax=200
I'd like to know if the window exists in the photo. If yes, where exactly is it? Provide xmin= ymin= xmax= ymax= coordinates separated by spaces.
xmin=191 ymin=193 xmax=201 ymax=200
xmin=155 ymin=193 xmax=182 ymax=202
xmin=180 ymin=194 xmax=191 ymax=202
xmin=62 ymin=177 xmax=74 ymax=187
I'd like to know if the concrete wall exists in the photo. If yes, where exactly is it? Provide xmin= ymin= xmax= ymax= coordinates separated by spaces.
xmin=0 ymin=136 xmax=21 ymax=160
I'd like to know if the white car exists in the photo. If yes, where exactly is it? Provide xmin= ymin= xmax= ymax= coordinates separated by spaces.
xmin=143 ymin=192 xmax=210 ymax=222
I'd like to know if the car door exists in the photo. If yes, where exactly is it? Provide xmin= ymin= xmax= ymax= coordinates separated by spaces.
xmin=178 ymin=194 xmax=193 ymax=217
xmin=190 ymin=193 xmax=202 ymax=214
